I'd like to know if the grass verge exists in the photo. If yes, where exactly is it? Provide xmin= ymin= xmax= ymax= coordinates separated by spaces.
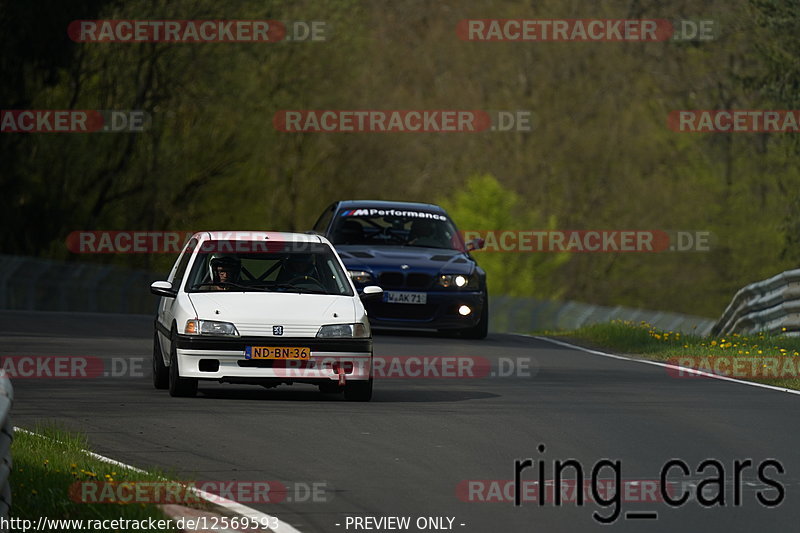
xmin=11 ymin=424 xmax=184 ymax=530
xmin=541 ymin=320 xmax=800 ymax=391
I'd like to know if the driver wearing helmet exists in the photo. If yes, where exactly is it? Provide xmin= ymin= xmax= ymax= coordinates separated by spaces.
xmin=208 ymin=254 xmax=241 ymax=290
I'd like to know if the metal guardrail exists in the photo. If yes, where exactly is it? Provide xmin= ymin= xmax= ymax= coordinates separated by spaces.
xmin=0 ymin=254 xmax=159 ymax=315
xmin=712 ymin=269 xmax=800 ymax=337
xmin=0 ymin=254 xmax=717 ymax=334
xmin=0 ymin=373 xmax=13 ymax=525
xmin=490 ymin=296 xmax=715 ymax=336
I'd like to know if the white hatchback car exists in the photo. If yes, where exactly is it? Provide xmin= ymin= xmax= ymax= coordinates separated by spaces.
xmin=150 ymin=231 xmax=382 ymax=401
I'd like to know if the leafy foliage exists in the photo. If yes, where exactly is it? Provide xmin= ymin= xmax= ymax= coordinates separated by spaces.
xmin=3 ymin=0 xmax=800 ymax=316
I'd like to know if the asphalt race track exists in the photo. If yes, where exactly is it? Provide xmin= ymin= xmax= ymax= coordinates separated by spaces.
xmin=3 ymin=310 xmax=799 ymax=533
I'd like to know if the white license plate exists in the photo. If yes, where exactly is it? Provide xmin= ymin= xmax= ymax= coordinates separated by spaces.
xmin=384 ymin=291 xmax=427 ymax=304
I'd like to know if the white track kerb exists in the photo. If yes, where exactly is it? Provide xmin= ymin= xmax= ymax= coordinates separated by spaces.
xmin=13 ymin=428 xmax=302 ymax=533
xmin=529 ymin=335 xmax=800 ymax=397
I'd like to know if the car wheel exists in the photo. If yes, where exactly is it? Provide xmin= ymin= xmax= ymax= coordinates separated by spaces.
xmin=344 ymin=377 xmax=373 ymax=402
xmin=461 ymin=294 xmax=489 ymax=340
xmin=168 ymin=328 xmax=197 ymax=397
xmin=152 ymin=330 xmax=169 ymax=390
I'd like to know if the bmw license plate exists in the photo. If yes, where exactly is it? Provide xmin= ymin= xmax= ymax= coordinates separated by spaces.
xmin=384 ymin=291 xmax=427 ymax=304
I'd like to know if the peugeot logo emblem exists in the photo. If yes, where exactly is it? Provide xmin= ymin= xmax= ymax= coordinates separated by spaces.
xmin=273 ymin=325 xmax=284 ymax=336
xmin=401 ymin=264 xmax=410 ymax=270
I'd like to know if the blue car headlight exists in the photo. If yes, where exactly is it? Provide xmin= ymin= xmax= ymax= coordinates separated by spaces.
xmin=348 ymin=270 xmax=374 ymax=284
xmin=436 ymin=273 xmax=479 ymax=289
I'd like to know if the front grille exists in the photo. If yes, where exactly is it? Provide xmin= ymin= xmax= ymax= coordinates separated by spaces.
xmin=370 ymin=303 xmax=436 ymax=320
xmin=379 ymin=272 xmax=405 ymax=289
xmin=378 ymin=271 xmax=433 ymax=290
xmin=406 ymin=273 xmax=433 ymax=289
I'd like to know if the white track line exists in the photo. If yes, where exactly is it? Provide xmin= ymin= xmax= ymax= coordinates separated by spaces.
xmin=14 ymin=427 xmax=302 ymax=533
xmin=524 ymin=335 xmax=800 ymax=397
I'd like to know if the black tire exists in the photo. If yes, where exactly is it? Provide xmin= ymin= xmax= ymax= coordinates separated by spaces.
xmin=461 ymin=294 xmax=489 ymax=340
xmin=344 ymin=377 xmax=373 ymax=402
xmin=152 ymin=330 xmax=169 ymax=390
xmin=168 ymin=328 xmax=197 ymax=397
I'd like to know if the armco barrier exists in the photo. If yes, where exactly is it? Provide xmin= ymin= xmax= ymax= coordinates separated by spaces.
xmin=0 ymin=254 xmax=716 ymax=334
xmin=0 ymin=254 xmax=159 ymax=315
xmin=490 ymin=295 xmax=714 ymax=335
xmin=712 ymin=269 xmax=800 ymax=337
xmin=0 ymin=373 xmax=12 ymax=524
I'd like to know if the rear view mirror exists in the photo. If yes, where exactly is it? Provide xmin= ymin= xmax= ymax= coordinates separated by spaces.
xmin=360 ymin=285 xmax=383 ymax=302
xmin=150 ymin=280 xmax=177 ymax=298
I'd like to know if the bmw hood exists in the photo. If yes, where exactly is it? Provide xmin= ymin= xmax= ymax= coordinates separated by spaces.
xmin=336 ymin=245 xmax=474 ymax=275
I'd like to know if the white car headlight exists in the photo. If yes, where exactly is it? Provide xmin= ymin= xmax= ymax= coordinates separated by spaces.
xmin=316 ymin=323 xmax=370 ymax=338
xmin=185 ymin=319 xmax=239 ymax=336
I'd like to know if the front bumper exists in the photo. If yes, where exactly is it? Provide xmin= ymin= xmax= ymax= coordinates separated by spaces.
xmin=175 ymin=335 xmax=372 ymax=383
xmin=365 ymin=290 xmax=485 ymax=330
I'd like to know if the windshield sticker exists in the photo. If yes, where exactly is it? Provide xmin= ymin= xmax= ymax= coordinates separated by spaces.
xmin=340 ymin=208 xmax=446 ymax=221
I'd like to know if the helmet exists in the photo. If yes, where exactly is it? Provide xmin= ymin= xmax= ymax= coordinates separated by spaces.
xmin=209 ymin=254 xmax=241 ymax=284
xmin=284 ymin=254 xmax=315 ymax=278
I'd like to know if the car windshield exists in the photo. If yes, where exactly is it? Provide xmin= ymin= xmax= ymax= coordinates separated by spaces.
xmin=185 ymin=241 xmax=353 ymax=296
xmin=331 ymin=210 xmax=465 ymax=251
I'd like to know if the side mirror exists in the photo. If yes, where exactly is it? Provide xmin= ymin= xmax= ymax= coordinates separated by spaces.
xmin=150 ymin=280 xmax=177 ymax=298
xmin=466 ymin=238 xmax=485 ymax=252
xmin=360 ymin=285 xmax=383 ymax=302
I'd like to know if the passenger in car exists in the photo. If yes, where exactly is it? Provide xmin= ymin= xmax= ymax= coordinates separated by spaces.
xmin=407 ymin=219 xmax=449 ymax=248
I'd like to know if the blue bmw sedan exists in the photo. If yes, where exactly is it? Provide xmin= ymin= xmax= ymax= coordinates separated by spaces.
xmin=312 ymin=201 xmax=488 ymax=339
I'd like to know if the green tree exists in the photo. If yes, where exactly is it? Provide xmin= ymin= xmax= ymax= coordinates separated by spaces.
xmin=440 ymin=174 xmax=568 ymax=298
